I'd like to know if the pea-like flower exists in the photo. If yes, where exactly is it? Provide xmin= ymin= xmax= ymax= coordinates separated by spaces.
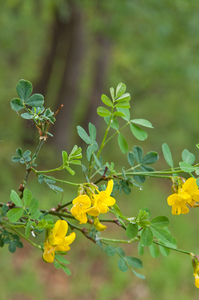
xmin=93 ymin=217 xmax=107 ymax=231
xmin=167 ymin=178 xmax=199 ymax=215
xmin=91 ymin=179 xmax=116 ymax=213
xmin=70 ymin=195 xmax=100 ymax=224
xmin=43 ymin=220 xmax=76 ymax=263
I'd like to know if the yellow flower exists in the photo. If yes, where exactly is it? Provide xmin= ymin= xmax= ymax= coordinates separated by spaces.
xmin=70 ymin=195 xmax=100 ymax=224
xmin=93 ymin=217 xmax=107 ymax=231
xmin=43 ymin=220 xmax=76 ymax=263
xmin=167 ymin=178 xmax=199 ymax=215
xmin=91 ymin=179 xmax=116 ymax=213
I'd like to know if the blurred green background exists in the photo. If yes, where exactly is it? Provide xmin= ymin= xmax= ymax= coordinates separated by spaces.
xmin=1 ymin=0 xmax=199 ymax=299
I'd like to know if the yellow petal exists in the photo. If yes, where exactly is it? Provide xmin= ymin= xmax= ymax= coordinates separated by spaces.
xmin=171 ymin=203 xmax=181 ymax=215
xmin=182 ymin=178 xmax=198 ymax=195
xmin=72 ymin=195 xmax=91 ymax=208
xmin=78 ymin=213 xmax=88 ymax=224
xmin=105 ymin=179 xmax=114 ymax=195
xmin=194 ymin=274 xmax=199 ymax=288
xmin=104 ymin=196 xmax=116 ymax=206
xmin=87 ymin=206 xmax=100 ymax=216
xmin=94 ymin=218 xmax=107 ymax=231
xmin=53 ymin=220 xmax=68 ymax=238
xmin=97 ymin=201 xmax=108 ymax=213
xmin=56 ymin=232 xmax=76 ymax=252
xmin=64 ymin=232 xmax=76 ymax=245
xmin=167 ymin=194 xmax=181 ymax=206
xmin=180 ymin=204 xmax=189 ymax=214
xmin=43 ymin=241 xmax=56 ymax=263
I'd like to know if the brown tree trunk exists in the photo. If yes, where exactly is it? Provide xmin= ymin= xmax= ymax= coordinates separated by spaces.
xmin=81 ymin=34 xmax=111 ymax=132
xmin=33 ymin=13 xmax=68 ymax=96
xmin=51 ymin=2 xmax=85 ymax=151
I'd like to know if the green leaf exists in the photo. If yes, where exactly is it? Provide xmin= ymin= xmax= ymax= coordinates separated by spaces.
xmin=132 ymin=269 xmax=145 ymax=279
xmin=23 ymin=150 xmax=31 ymax=159
xmin=89 ymin=123 xmax=97 ymax=143
xmin=159 ymin=245 xmax=170 ymax=256
xmin=151 ymin=216 xmax=169 ymax=228
xmin=142 ymin=152 xmax=159 ymax=164
xmin=140 ymin=226 xmax=153 ymax=247
xmin=31 ymin=210 xmax=42 ymax=219
xmin=9 ymin=241 xmax=17 ymax=253
xmin=125 ymin=256 xmax=143 ymax=269
xmin=23 ymin=189 xmax=32 ymax=207
xmin=48 ymin=185 xmax=64 ymax=193
xmin=138 ymin=241 xmax=144 ymax=256
xmin=133 ymin=146 xmax=143 ymax=163
xmin=87 ymin=145 xmax=93 ymax=161
xmin=77 ymin=126 xmax=91 ymax=144
xmin=182 ymin=149 xmax=195 ymax=165
xmin=116 ymin=83 xmax=126 ymax=98
xmin=12 ymin=156 xmax=21 ymax=162
xmin=105 ymin=245 xmax=116 ymax=256
xmin=69 ymin=160 xmax=81 ymax=165
xmin=7 ymin=208 xmax=24 ymax=222
xmin=65 ymin=166 xmax=75 ymax=175
xmin=115 ymin=102 xmax=130 ymax=108
xmin=97 ymin=107 xmax=111 ymax=117
xmin=10 ymin=98 xmax=24 ymax=111
xmin=112 ymin=203 xmax=124 ymax=219
xmin=110 ymin=87 xmax=115 ymax=101
xmin=29 ymin=197 xmax=39 ymax=214
xmin=25 ymin=93 xmax=44 ymax=107
xmin=151 ymin=226 xmax=176 ymax=248
xmin=25 ymin=220 xmax=31 ymax=238
xmin=53 ymin=260 xmax=62 ymax=269
xmin=179 ymin=162 xmax=195 ymax=173
xmin=115 ymin=93 xmax=131 ymax=102
xmin=118 ymin=133 xmax=128 ymax=153
xmin=20 ymin=112 xmax=33 ymax=119
xmin=38 ymin=175 xmax=44 ymax=184
xmin=10 ymin=190 xmax=23 ymax=207
xmin=55 ymin=255 xmax=70 ymax=265
xmin=162 ymin=143 xmax=173 ymax=168
xmin=16 ymin=148 xmax=23 ymax=157
xmin=149 ymin=243 xmax=160 ymax=258
xmin=62 ymin=151 xmax=68 ymax=164
xmin=116 ymin=107 xmax=130 ymax=121
xmin=127 ymin=152 xmax=134 ymax=167
xmin=2 ymin=204 xmax=8 ymax=215
xmin=130 ymin=124 xmax=148 ymax=141
xmin=126 ymin=223 xmax=138 ymax=239
xmin=101 ymin=94 xmax=113 ymax=107
xmin=93 ymin=153 xmax=101 ymax=168
xmin=16 ymin=79 xmax=32 ymax=102
xmin=130 ymin=119 xmax=153 ymax=128
xmin=116 ymin=247 xmax=125 ymax=257
xmin=140 ymin=165 xmax=155 ymax=172
xmin=113 ymin=111 xmax=126 ymax=117
xmin=61 ymin=265 xmax=71 ymax=275
xmin=111 ymin=119 xmax=119 ymax=130
xmin=118 ymin=257 xmax=128 ymax=272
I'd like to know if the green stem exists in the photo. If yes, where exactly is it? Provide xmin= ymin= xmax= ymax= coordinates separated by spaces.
xmin=103 ymin=122 xmax=129 ymax=146
xmin=99 ymin=237 xmax=139 ymax=243
xmin=154 ymin=241 xmax=192 ymax=255
xmin=31 ymin=172 xmax=80 ymax=187
xmin=11 ymin=228 xmax=42 ymax=250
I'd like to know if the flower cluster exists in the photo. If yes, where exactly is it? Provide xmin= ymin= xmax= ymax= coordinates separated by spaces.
xmin=70 ymin=180 xmax=116 ymax=230
xmin=167 ymin=178 xmax=199 ymax=215
xmin=43 ymin=220 xmax=76 ymax=263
